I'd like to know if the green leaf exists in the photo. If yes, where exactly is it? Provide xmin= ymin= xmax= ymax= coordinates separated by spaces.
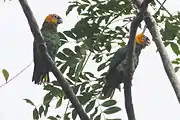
xmin=163 ymin=20 xmax=179 ymax=40
xmin=64 ymin=113 xmax=70 ymax=120
xmin=91 ymin=83 xmax=102 ymax=90
xmin=44 ymin=84 xmax=54 ymax=91
xmin=103 ymin=106 xmax=121 ymax=114
xmin=43 ymin=92 xmax=53 ymax=105
xmin=33 ymin=108 xmax=39 ymax=120
xmin=56 ymin=52 xmax=68 ymax=60
xmin=81 ymin=0 xmax=90 ymax=3
xmin=77 ymin=4 xmax=89 ymax=14
xmin=84 ymin=72 xmax=95 ymax=78
xmin=94 ymin=114 xmax=101 ymax=120
xmin=97 ymin=63 xmax=106 ymax=71
xmin=56 ymin=98 xmax=62 ymax=108
xmin=172 ymin=60 xmax=179 ymax=65
xmin=2 ymin=69 xmax=9 ymax=82
xmin=101 ymin=100 xmax=116 ymax=107
xmin=48 ymin=116 xmax=58 ymax=120
xmin=67 ymin=58 xmax=81 ymax=66
xmin=95 ymin=55 xmax=103 ymax=63
xmin=63 ymin=48 xmax=76 ymax=57
xmin=63 ymin=31 xmax=76 ymax=39
xmin=75 ymin=45 xmax=81 ymax=54
xmin=175 ymin=67 xmax=180 ymax=72
xmin=60 ymin=63 xmax=68 ymax=73
xmin=170 ymin=43 xmax=180 ymax=55
xmin=56 ymin=60 xmax=63 ymax=66
xmin=80 ymin=82 xmax=88 ymax=92
xmin=67 ymin=65 xmax=76 ymax=76
xmin=97 ymin=16 xmax=106 ymax=24
xmin=39 ymin=105 xmax=44 ymax=117
xmin=85 ymin=100 xmax=96 ymax=113
xmin=176 ymin=58 xmax=180 ymax=61
xmin=90 ymin=106 xmax=98 ymax=119
xmin=72 ymin=109 xmax=77 ymax=120
xmin=83 ymin=38 xmax=94 ymax=50
xmin=51 ymin=87 xmax=63 ymax=97
xmin=23 ymin=99 xmax=35 ymax=106
xmin=106 ymin=118 xmax=122 ymax=120
xmin=105 ymin=15 xmax=111 ymax=24
xmin=66 ymin=4 xmax=78 ymax=15
xmin=72 ymin=85 xmax=80 ymax=95
xmin=164 ymin=41 xmax=171 ymax=47
xmin=44 ymin=104 xmax=49 ymax=116
xmin=56 ymin=115 xmax=61 ymax=118
xmin=75 ymin=55 xmax=86 ymax=79
xmin=77 ymin=95 xmax=91 ymax=105
xmin=58 ymin=32 xmax=68 ymax=40
xmin=105 ymin=42 xmax=111 ymax=52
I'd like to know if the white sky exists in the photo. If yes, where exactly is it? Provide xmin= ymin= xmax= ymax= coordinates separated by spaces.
xmin=0 ymin=0 xmax=180 ymax=120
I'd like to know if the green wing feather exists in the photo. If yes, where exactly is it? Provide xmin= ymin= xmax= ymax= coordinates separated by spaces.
xmin=32 ymin=27 xmax=61 ymax=84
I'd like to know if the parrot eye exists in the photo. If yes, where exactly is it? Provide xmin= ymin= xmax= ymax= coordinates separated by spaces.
xmin=142 ymin=35 xmax=146 ymax=40
xmin=53 ymin=15 xmax=56 ymax=18
xmin=52 ymin=15 xmax=57 ymax=19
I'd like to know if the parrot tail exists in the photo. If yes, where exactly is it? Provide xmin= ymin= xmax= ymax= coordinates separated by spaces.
xmin=32 ymin=63 xmax=50 ymax=84
xmin=33 ymin=41 xmax=50 ymax=84
xmin=101 ymin=83 xmax=115 ymax=99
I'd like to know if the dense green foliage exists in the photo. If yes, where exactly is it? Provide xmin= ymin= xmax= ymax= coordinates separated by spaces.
xmin=2 ymin=0 xmax=180 ymax=120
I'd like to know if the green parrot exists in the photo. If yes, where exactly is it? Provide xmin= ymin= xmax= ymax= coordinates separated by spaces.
xmin=32 ymin=14 xmax=63 ymax=84
xmin=102 ymin=33 xmax=150 ymax=98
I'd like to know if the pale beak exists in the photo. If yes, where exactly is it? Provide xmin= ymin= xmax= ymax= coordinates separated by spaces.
xmin=144 ymin=36 xmax=151 ymax=46
xmin=57 ymin=16 xmax=63 ymax=24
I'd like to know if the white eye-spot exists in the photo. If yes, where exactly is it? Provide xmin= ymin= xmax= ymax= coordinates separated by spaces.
xmin=52 ymin=15 xmax=57 ymax=19
xmin=142 ymin=35 xmax=146 ymax=39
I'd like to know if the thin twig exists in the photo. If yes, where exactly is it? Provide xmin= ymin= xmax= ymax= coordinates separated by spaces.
xmin=60 ymin=101 xmax=70 ymax=120
xmin=0 ymin=61 xmax=33 ymax=89
xmin=142 ymin=25 xmax=147 ymax=33
xmin=155 ymin=0 xmax=167 ymax=15
xmin=156 ymin=0 xmax=173 ymax=18
xmin=144 ymin=11 xmax=180 ymax=103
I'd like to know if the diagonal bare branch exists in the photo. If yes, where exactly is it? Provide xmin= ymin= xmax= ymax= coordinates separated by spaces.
xmin=124 ymin=0 xmax=152 ymax=120
xmin=134 ymin=0 xmax=180 ymax=104
xmin=19 ymin=0 xmax=90 ymax=119
xmin=144 ymin=11 xmax=180 ymax=103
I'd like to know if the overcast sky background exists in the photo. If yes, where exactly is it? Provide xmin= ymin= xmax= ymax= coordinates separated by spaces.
xmin=0 ymin=0 xmax=180 ymax=120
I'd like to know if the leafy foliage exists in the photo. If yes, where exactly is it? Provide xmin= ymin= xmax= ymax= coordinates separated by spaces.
xmin=156 ymin=11 xmax=180 ymax=71
xmin=23 ymin=0 xmax=180 ymax=120
xmin=2 ymin=69 xmax=9 ymax=82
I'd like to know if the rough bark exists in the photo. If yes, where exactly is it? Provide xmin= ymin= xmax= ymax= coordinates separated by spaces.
xmin=124 ymin=0 xmax=152 ymax=120
xmin=133 ymin=0 xmax=180 ymax=104
xmin=144 ymin=11 xmax=180 ymax=103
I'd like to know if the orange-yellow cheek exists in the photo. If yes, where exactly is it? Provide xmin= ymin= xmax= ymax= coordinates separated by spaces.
xmin=136 ymin=38 xmax=143 ymax=44
xmin=45 ymin=16 xmax=52 ymax=22
xmin=139 ymin=38 xmax=144 ymax=44
xmin=52 ymin=19 xmax=57 ymax=24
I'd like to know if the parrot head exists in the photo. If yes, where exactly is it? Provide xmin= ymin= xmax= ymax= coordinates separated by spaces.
xmin=44 ymin=14 xmax=63 ymax=25
xmin=135 ymin=33 xmax=150 ymax=48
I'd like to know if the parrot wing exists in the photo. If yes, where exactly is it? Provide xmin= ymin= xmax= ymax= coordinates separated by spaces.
xmin=102 ymin=46 xmax=127 ymax=98
xmin=32 ymin=41 xmax=49 ymax=84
